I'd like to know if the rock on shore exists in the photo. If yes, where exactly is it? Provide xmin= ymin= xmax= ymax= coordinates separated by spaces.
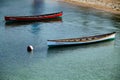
xmin=63 ymin=0 xmax=120 ymax=14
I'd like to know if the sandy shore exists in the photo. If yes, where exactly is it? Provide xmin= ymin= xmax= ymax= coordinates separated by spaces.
xmin=60 ymin=0 xmax=120 ymax=14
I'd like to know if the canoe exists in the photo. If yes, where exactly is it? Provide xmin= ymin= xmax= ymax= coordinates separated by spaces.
xmin=5 ymin=11 xmax=63 ymax=21
xmin=47 ymin=32 xmax=116 ymax=47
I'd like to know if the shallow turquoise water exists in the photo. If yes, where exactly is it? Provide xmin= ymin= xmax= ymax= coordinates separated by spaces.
xmin=0 ymin=0 xmax=120 ymax=80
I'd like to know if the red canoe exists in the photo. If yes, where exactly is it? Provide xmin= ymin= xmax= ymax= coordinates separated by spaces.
xmin=5 ymin=11 xmax=63 ymax=21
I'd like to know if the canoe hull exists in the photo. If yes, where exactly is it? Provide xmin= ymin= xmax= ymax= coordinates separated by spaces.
xmin=47 ymin=32 xmax=116 ymax=47
xmin=5 ymin=11 xmax=63 ymax=21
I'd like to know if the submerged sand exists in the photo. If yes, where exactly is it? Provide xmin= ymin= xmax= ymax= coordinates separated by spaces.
xmin=60 ymin=0 xmax=120 ymax=14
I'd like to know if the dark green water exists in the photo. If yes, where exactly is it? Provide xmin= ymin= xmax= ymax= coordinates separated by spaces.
xmin=0 ymin=0 xmax=120 ymax=80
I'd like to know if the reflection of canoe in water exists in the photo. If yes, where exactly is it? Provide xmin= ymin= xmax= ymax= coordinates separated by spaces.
xmin=5 ymin=17 xmax=62 ymax=27
xmin=5 ymin=11 xmax=63 ymax=21
xmin=47 ymin=32 xmax=116 ymax=47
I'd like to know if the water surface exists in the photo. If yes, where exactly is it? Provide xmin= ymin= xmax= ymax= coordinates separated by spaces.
xmin=0 ymin=0 xmax=120 ymax=80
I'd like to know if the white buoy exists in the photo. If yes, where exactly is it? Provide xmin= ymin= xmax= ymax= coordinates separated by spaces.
xmin=27 ymin=45 xmax=33 ymax=52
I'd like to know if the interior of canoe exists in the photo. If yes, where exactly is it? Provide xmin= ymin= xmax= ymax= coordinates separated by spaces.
xmin=5 ymin=12 xmax=62 ymax=18
xmin=48 ymin=32 xmax=115 ymax=42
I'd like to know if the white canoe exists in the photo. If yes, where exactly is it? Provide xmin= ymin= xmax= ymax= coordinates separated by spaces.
xmin=47 ymin=32 xmax=116 ymax=47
